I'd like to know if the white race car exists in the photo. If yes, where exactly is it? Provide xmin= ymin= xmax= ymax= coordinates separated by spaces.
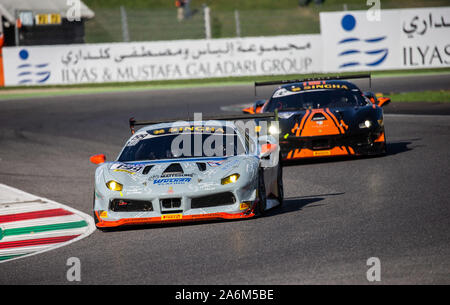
xmin=90 ymin=114 xmax=283 ymax=229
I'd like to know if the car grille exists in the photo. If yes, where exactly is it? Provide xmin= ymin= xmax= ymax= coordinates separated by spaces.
xmin=160 ymin=198 xmax=182 ymax=209
xmin=191 ymin=192 xmax=236 ymax=209
xmin=282 ymin=132 xmax=373 ymax=151
xmin=110 ymin=199 xmax=153 ymax=212
xmin=311 ymin=138 xmax=331 ymax=150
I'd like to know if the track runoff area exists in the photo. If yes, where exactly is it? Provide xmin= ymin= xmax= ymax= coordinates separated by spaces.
xmin=0 ymin=74 xmax=448 ymax=300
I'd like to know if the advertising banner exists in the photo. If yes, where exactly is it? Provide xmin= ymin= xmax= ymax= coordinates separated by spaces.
xmin=400 ymin=7 xmax=450 ymax=68
xmin=320 ymin=7 xmax=450 ymax=72
xmin=2 ymin=35 xmax=322 ymax=86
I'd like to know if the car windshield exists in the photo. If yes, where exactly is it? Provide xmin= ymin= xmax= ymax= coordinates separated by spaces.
xmin=118 ymin=133 xmax=246 ymax=162
xmin=265 ymin=89 xmax=367 ymax=111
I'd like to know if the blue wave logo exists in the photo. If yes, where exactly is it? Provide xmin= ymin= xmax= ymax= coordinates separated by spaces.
xmin=337 ymin=14 xmax=388 ymax=68
xmin=17 ymin=49 xmax=51 ymax=84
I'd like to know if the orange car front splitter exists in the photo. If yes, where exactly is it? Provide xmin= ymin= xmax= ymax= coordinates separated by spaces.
xmin=95 ymin=210 xmax=256 ymax=228
xmin=285 ymin=146 xmax=355 ymax=160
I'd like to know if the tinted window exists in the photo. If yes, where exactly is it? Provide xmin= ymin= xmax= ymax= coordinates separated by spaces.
xmin=118 ymin=133 xmax=245 ymax=162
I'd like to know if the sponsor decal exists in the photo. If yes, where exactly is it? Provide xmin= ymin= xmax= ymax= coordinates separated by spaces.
xmin=113 ymin=169 xmax=136 ymax=175
xmin=152 ymin=129 xmax=165 ymax=135
xmin=302 ymin=83 xmax=348 ymax=90
xmin=313 ymin=150 xmax=331 ymax=156
xmin=240 ymin=202 xmax=251 ymax=210
xmin=161 ymin=214 xmax=182 ymax=221
xmin=401 ymin=9 xmax=450 ymax=68
xmin=207 ymin=160 xmax=225 ymax=167
xmin=168 ymin=126 xmax=225 ymax=134
xmin=126 ymin=132 xmax=150 ymax=146
xmin=110 ymin=163 xmax=144 ymax=173
xmin=273 ymin=83 xmax=349 ymax=98
xmin=220 ymin=159 xmax=240 ymax=171
xmin=337 ymin=14 xmax=388 ymax=68
xmin=321 ymin=8 xmax=450 ymax=71
xmin=153 ymin=177 xmax=192 ymax=185
xmin=16 ymin=49 xmax=51 ymax=84
xmin=3 ymin=35 xmax=322 ymax=86
xmin=150 ymin=173 xmax=193 ymax=186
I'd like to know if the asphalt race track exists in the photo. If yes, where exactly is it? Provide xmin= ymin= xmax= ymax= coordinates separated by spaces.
xmin=0 ymin=74 xmax=449 ymax=284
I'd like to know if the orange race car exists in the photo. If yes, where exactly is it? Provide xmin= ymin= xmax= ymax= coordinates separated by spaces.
xmin=243 ymin=74 xmax=390 ymax=161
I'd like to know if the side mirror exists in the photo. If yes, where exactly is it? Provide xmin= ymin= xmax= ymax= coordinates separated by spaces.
xmin=90 ymin=154 xmax=106 ymax=164
xmin=363 ymin=91 xmax=377 ymax=104
xmin=242 ymin=99 xmax=266 ymax=114
xmin=242 ymin=106 xmax=255 ymax=114
xmin=258 ymin=135 xmax=279 ymax=167
xmin=377 ymin=97 xmax=391 ymax=107
xmin=260 ymin=143 xmax=278 ymax=158
xmin=253 ymin=99 xmax=266 ymax=113
xmin=258 ymin=135 xmax=278 ymax=156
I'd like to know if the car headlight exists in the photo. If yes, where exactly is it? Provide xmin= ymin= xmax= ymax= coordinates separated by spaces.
xmin=268 ymin=124 xmax=280 ymax=135
xmin=221 ymin=174 xmax=240 ymax=185
xmin=106 ymin=180 xmax=123 ymax=191
xmin=359 ymin=120 xmax=372 ymax=129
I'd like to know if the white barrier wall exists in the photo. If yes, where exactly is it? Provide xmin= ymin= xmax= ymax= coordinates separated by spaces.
xmin=2 ymin=7 xmax=449 ymax=86
xmin=2 ymin=35 xmax=322 ymax=86
xmin=320 ymin=7 xmax=450 ymax=72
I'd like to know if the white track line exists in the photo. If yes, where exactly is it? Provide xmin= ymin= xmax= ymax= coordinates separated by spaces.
xmin=0 ymin=201 xmax=59 ymax=215
xmin=1 ymin=214 xmax=84 ymax=230
xmin=0 ymin=243 xmax=71 ymax=257
xmin=0 ymin=227 xmax=90 ymax=243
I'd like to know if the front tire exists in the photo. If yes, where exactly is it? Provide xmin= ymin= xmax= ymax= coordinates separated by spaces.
xmin=93 ymin=192 xmax=109 ymax=231
xmin=92 ymin=193 xmax=99 ymax=225
xmin=256 ymin=169 xmax=267 ymax=216
xmin=276 ymin=164 xmax=284 ymax=206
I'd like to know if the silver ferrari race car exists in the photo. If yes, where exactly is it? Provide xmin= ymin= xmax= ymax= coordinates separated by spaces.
xmin=90 ymin=113 xmax=283 ymax=229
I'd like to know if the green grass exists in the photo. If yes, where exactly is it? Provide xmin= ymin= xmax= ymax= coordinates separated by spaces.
xmin=83 ymin=0 xmax=450 ymax=42
xmin=389 ymin=90 xmax=450 ymax=103
xmin=83 ymin=0 xmax=450 ymax=10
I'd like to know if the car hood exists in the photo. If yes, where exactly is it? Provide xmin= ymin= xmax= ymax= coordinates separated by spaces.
xmin=278 ymin=105 xmax=381 ymax=136
xmin=96 ymin=156 xmax=257 ymax=195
